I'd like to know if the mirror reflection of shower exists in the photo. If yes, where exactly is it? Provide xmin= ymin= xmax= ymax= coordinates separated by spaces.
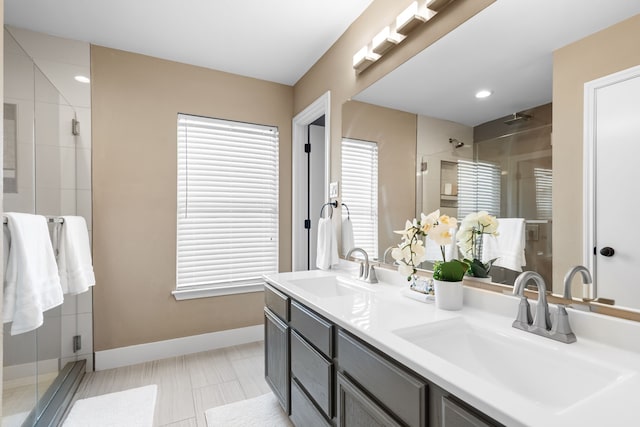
xmin=473 ymin=103 xmax=553 ymax=286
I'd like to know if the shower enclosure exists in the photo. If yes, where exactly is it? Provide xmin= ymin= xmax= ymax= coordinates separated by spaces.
xmin=3 ymin=28 xmax=89 ymax=427
xmin=416 ymin=104 xmax=552 ymax=286
xmin=473 ymin=103 xmax=553 ymax=285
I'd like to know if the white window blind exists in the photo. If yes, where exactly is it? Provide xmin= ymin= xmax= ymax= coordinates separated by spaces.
xmin=176 ymin=114 xmax=279 ymax=295
xmin=457 ymin=160 xmax=501 ymax=218
xmin=534 ymin=167 xmax=552 ymax=220
xmin=341 ymin=138 xmax=378 ymax=259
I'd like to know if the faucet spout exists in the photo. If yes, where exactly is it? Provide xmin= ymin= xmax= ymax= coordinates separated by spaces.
xmin=512 ymin=271 xmax=576 ymax=343
xmin=512 ymin=271 xmax=551 ymax=331
xmin=563 ymin=265 xmax=593 ymax=301
xmin=346 ymin=247 xmax=377 ymax=283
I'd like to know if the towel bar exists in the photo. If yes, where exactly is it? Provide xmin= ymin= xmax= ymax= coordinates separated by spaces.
xmin=2 ymin=215 xmax=64 ymax=225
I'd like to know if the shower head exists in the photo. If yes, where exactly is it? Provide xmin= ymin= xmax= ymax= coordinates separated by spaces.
xmin=449 ymin=138 xmax=464 ymax=148
xmin=504 ymin=112 xmax=532 ymax=125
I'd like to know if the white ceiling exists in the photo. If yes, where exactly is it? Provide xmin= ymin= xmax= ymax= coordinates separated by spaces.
xmin=354 ymin=0 xmax=640 ymax=127
xmin=4 ymin=0 xmax=374 ymax=86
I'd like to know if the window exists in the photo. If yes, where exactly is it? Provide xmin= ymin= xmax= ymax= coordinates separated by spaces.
xmin=457 ymin=160 xmax=501 ymax=218
xmin=175 ymin=114 xmax=279 ymax=299
xmin=341 ymin=138 xmax=378 ymax=259
xmin=534 ymin=167 xmax=552 ymax=220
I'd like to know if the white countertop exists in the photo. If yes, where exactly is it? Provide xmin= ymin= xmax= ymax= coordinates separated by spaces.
xmin=264 ymin=266 xmax=640 ymax=427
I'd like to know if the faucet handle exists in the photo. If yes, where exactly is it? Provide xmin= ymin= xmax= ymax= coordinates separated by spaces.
xmin=512 ymin=296 xmax=533 ymax=330
xmin=365 ymin=265 xmax=378 ymax=284
xmin=357 ymin=262 xmax=365 ymax=279
xmin=550 ymin=305 xmax=577 ymax=343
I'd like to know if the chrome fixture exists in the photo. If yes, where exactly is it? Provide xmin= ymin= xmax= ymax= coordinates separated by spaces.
xmin=504 ymin=112 xmax=532 ymax=125
xmin=449 ymin=137 xmax=464 ymax=148
xmin=563 ymin=265 xmax=593 ymax=301
xmin=512 ymin=271 xmax=576 ymax=343
xmin=382 ymin=246 xmax=396 ymax=265
xmin=346 ymin=247 xmax=378 ymax=284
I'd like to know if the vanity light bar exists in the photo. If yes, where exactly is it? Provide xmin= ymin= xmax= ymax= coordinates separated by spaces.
xmin=372 ymin=26 xmax=406 ymax=56
xmin=396 ymin=1 xmax=437 ymax=36
xmin=426 ymin=0 xmax=455 ymax=12
xmin=354 ymin=0 xmax=456 ymax=74
xmin=353 ymin=45 xmax=381 ymax=73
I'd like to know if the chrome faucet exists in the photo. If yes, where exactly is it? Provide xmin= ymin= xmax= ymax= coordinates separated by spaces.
xmin=346 ymin=247 xmax=378 ymax=284
xmin=382 ymin=246 xmax=396 ymax=265
xmin=563 ymin=265 xmax=593 ymax=301
xmin=512 ymin=271 xmax=576 ymax=343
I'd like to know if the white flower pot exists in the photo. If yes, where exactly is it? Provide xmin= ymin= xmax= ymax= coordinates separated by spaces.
xmin=434 ymin=280 xmax=463 ymax=310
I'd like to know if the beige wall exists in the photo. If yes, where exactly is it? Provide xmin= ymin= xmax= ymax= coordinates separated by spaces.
xmin=552 ymin=14 xmax=640 ymax=292
xmin=91 ymin=46 xmax=293 ymax=350
xmin=342 ymin=101 xmax=417 ymax=258
xmin=90 ymin=0 xmax=494 ymax=350
xmin=417 ymin=115 xmax=473 ymax=217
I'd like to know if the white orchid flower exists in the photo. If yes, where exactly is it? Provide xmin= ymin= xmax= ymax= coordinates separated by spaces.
xmin=427 ymin=223 xmax=454 ymax=246
xmin=422 ymin=210 xmax=440 ymax=227
xmin=398 ymin=263 xmax=414 ymax=278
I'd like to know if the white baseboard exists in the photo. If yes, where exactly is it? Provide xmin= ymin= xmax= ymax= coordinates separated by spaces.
xmin=94 ymin=324 xmax=263 ymax=371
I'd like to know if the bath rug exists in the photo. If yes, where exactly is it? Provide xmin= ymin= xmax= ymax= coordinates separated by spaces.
xmin=205 ymin=392 xmax=292 ymax=427
xmin=63 ymin=384 xmax=157 ymax=427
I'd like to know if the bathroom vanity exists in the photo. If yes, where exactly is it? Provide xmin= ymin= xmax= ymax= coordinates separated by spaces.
xmin=264 ymin=268 xmax=640 ymax=427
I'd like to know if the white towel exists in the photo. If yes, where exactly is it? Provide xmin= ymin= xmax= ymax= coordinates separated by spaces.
xmin=341 ymin=217 xmax=355 ymax=256
xmin=316 ymin=217 xmax=339 ymax=270
xmin=3 ymin=213 xmax=64 ymax=335
xmin=425 ymin=227 xmax=459 ymax=262
xmin=53 ymin=216 xmax=95 ymax=295
xmin=482 ymin=218 xmax=526 ymax=272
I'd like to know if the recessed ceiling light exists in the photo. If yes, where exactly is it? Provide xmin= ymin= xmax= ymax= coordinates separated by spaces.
xmin=74 ymin=75 xmax=90 ymax=83
xmin=475 ymin=89 xmax=492 ymax=99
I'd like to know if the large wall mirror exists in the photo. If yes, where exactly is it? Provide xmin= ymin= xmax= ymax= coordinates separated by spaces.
xmin=340 ymin=1 xmax=640 ymax=313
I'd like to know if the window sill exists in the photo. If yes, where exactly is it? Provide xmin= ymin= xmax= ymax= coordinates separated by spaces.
xmin=172 ymin=283 xmax=264 ymax=301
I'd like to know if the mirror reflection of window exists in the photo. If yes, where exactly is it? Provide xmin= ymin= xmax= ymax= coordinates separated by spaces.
xmin=457 ymin=159 xmax=501 ymax=218
xmin=341 ymin=138 xmax=378 ymax=259
xmin=4 ymin=103 xmax=18 ymax=193
xmin=534 ymin=167 xmax=552 ymax=220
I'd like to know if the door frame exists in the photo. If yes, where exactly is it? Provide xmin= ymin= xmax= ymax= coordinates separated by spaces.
xmin=583 ymin=64 xmax=640 ymax=284
xmin=291 ymin=91 xmax=331 ymax=271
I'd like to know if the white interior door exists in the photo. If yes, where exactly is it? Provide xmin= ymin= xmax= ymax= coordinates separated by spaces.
xmin=591 ymin=68 xmax=640 ymax=310
xmin=309 ymin=124 xmax=326 ymax=269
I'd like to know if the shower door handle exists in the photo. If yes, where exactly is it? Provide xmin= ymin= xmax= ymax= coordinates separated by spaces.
xmin=599 ymin=247 xmax=615 ymax=257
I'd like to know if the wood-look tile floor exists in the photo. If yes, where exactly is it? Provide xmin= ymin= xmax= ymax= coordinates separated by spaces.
xmin=69 ymin=341 xmax=269 ymax=427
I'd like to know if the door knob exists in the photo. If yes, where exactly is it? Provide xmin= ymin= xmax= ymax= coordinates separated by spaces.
xmin=599 ymin=247 xmax=615 ymax=257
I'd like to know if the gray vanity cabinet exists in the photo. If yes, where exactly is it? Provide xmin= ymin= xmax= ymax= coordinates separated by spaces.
xmin=336 ymin=371 xmax=402 ymax=427
xmin=264 ymin=285 xmax=290 ymax=413
xmin=337 ymin=330 xmax=427 ymax=427
xmin=264 ymin=282 xmax=502 ymax=427
xmin=289 ymin=300 xmax=335 ymax=425
xmin=440 ymin=396 xmax=494 ymax=427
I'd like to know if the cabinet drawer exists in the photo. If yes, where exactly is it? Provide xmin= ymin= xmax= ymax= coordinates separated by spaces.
xmin=265 ymin=283 xmax=289 ymax=321
xmin=264 ymin=308 xmax=290 ymax=413
xmin=291 ymin=378 xmax=332 ymax=427
xmin=291 ymin=330 xmax=333 ymax=418
xmin=338 ymin=330 xmax=427 ymax=427
xmin=290 ymin=300 xmax=333 ymax=358
xmin=337 ymin=371 xmax=402 ymax=427
xmin=442 ymin=396 xmax=496 ymax=427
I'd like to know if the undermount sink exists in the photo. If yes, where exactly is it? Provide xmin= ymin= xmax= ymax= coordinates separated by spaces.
xmin=393 ymin=317 xmax=627 ymax=409
xmin=288 ymin=275 xmax=373 ymax=298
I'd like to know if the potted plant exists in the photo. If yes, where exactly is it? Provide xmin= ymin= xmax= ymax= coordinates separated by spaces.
xmin=392 ymin=209 xmax=468 ymax=310
xmin=456 ymin=211 xmax=499 ymax=281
